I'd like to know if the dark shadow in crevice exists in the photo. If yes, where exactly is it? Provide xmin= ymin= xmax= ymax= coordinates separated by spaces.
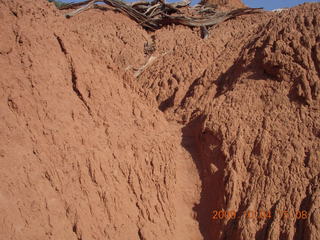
xmin=181 ymin=115 xmax=227 ymax=240
xmin=158 ymin=88 xmax=177 ymax=112
xmin=255 ymin=202 xmax=279 ymax=240
xmin=287 ymin=80 xmax=310 ymax=106
xmin=293 ymin=174 xmax=319 ymax=240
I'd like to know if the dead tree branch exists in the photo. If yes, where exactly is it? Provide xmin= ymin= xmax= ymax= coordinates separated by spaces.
xmin=60 ymin=0 xmax=263 ymax=37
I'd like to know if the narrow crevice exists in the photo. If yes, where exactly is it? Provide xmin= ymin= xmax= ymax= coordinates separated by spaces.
xmin=293 ymin=174 xmax=320 ymax=240
xmin=10 ymin=9 xmax=18 ymax=17
xmin=70 ymin=61 xmax=92 ymax=115
xmin=138 ymin=228 xmax=144 ymax=240
xmin=72 ymin=223 xmax=82 ymax=240
xmin=304 ymin=151 xmax=311 ymax=167
xmin=311 ymin=45 xmax=320 ymax=78
xmin=55 ymin=34 xmax=92 ymax=115
xmin=255 ymin=202 xmax=279 ymax=240
xmin=55 ymin=34 xmax=68 ymax=55
xmin=181 ymin=115 xmax=227 ymax=240
xmin=293 ymin=195 xmax=310 ymax=240
xmin=72 ymin=223 xmax=77 ymax=234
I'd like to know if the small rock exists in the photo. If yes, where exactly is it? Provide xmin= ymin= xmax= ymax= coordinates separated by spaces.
xmin=210 ymin=163 xmax=218 ymax=174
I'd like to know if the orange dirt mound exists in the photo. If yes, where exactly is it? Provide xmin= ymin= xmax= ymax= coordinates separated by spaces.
xmin=0 ymin=1 xmax=319 ymax=240
xmin=201 ymin=0 xmax=245 ymax=9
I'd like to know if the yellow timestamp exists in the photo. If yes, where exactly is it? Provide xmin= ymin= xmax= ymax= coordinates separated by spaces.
xmin=212 ymin=210 xmax=308 ymax=220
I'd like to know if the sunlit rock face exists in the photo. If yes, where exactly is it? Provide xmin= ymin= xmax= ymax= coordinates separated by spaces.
xmin=200 ymin=0 xmax=246 ymax=9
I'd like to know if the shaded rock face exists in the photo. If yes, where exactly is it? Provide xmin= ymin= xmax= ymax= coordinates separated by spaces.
xmin=0 ymin=1 xmax=319 ymax=240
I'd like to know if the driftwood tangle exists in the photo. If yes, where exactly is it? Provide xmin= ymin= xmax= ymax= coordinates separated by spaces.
xmin=60 ymin=0 xmax=263 ymax=36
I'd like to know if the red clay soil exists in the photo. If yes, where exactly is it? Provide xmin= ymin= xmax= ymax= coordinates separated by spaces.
xmin=0 ymin=0 xmax=319 ymax=240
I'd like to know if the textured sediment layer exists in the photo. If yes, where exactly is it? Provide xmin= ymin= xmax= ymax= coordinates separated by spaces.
xmin=0 ymin=0 xmax=319 ymax=240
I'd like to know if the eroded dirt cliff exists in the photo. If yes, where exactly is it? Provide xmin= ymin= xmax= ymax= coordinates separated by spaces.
xmin=0 ymin=0 xmax=319 ymax=240
xmin=200 ymin=0 xmax=245 ymax=9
